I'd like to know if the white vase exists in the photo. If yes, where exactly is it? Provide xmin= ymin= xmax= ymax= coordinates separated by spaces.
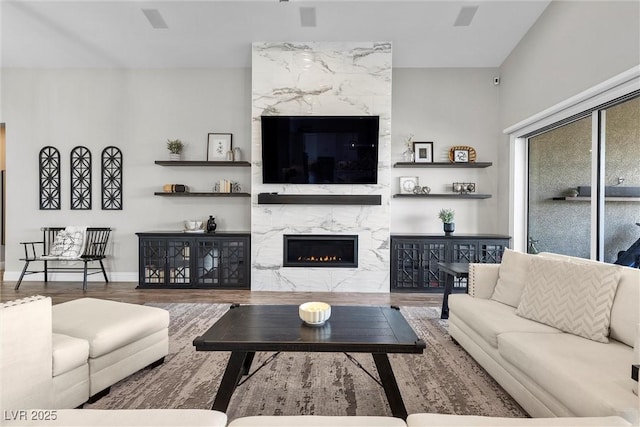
xmin=169 ymin=153 xmax=181 ymax=161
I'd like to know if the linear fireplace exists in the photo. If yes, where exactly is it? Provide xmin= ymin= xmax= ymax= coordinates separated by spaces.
xmin=283 ymin=235 xmax=358 ymax=268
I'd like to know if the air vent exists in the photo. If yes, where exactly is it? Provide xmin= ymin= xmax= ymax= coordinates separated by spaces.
xmin=300 ymin=7 xmax=316 ymax=27
xmin=454 ymin=5 xmax=479 ymax=27
xmin=142 ymin=9 xmax=169 ymax=29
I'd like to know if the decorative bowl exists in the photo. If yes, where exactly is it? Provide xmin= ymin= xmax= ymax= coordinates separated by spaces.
xmin=184 ymin=220 xmax=203 ymax=231
xmin=299 ymin=302 xmax=331 ymax=326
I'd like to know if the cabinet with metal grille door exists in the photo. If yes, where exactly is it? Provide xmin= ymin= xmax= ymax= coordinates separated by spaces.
xmin=136 ymin=231 xmax=250 ymax=289
xmin=391 ymin=234 xmax=510 ymax=292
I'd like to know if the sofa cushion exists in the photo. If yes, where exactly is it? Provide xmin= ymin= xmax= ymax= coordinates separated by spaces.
xmin=1 ymin=409 xmax=227 ymax=426
xmin=609 ymin=267 xmax=640 ymax=346
xmin=498 ymin=331 xmax=637 ymax=417
xmin=516 ymin=256 xmax=621 ymax=343
xmin=51 ymin=333 xmax=89 ymax=376
xmin=52 ymin=298 xmax=170 ymax=358
xmin=228 ymin=416 xmax=407 ymax=427
xmin=448 ymin=294 xmax=561 ymax=348
xmin=406 ymin=413 xmax=631 ymax=426
xmin=490 ymin=249 xmax=534 ymax=307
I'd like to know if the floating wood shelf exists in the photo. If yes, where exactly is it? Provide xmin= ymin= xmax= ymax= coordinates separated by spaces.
xmin=393 ymin=193 xmax=492 ymax=199
xmin=552 ymin=196 xmax=640 ymax=202
xmin=393 ymin=162 xmax=492 ymax=168
xmin=154 ymin=160 xmax=251 ymax=167
xmin=258 ymin=193 xmax=382 ymax=205
xmin=154 ymin=192 xmax=250 ymax=197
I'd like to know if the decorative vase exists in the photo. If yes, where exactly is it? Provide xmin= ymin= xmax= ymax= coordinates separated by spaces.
xmin=403 ymin=149 xmax=414 ymax=162
xmin=233 ymin=147 xmax=242 ymax=161
xmin=443 ymin=222 xmax=455 ymax=236
xmin=206 ymin=216 xmax=217 ymax=233
xmin=169 ymin=153 xmax=181 ymax=161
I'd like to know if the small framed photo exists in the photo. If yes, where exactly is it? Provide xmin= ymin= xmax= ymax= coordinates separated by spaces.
xmin=207 ymin=133 xmax=232 ymax=160
xmin=453 ymin=149 xmax=469 ymax=163
xmin=399 ymin=176 xmax=419 ymax=194
xmin=413 ymin=142 xmax=434 ymax=163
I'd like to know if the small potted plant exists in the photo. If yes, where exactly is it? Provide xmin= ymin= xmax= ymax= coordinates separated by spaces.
xmin=167 ymin=139 xmax=184 ymax=161
xmin=438 ymin=208 xmax=455 ymax=235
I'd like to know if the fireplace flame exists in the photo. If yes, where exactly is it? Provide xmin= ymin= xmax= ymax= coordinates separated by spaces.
xmin=297 ymin=255 xmax=343 ymax=262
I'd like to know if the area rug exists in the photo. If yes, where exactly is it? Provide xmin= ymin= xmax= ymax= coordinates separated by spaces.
xmin=85 ymin=303 xmax=527 ymax=421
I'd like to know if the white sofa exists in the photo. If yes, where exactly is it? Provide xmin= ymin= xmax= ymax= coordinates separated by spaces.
xmin=0 ymin=295 xmax=170 ymax=409
xmin=448 ymin=250 xmax=640 ymax=423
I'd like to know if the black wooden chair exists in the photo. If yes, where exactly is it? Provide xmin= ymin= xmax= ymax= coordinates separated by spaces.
xmin=16 ymin=227 xmax=112 ymax=291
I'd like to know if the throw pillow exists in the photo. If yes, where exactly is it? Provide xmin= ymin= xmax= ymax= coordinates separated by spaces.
xmin=490 ymin=249 xmax=534 ymax=307
xmin=48 ymin=230 xmax=85 ymax=259
xmin=515 ymin=256 xmax=622 ymax=343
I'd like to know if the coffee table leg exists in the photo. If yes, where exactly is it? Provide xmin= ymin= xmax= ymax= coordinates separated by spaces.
xmin=441 ymin=273 xmax=454 ymax=319
xmin=211 ymin=351 xmax=253 ymax=412
xmin=372 ymin=353 xmax=408 ymax=420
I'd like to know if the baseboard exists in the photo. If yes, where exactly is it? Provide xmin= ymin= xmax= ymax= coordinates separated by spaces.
xmin=3 ymin=271 xmax=139 ymax=282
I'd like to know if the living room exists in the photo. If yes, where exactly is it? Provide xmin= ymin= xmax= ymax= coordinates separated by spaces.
xmin=1 ymin=1 xmax=639 ymax=426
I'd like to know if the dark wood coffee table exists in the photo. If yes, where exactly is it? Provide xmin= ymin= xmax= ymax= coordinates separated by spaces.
xmin=193 ymin=304 xmax=425 ymax=420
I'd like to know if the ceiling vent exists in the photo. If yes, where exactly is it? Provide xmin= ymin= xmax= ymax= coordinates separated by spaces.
xmin=142 ymin=9 xmax=169 ymax=29
xmin=454 ymin=5 xmax=479 ymax=27
xmin=300 ymin=7 xmax=316 ymax=27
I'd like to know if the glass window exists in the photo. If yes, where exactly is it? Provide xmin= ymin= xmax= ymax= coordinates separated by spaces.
xmin=528 ymin=116 xmax=592 ymax=258
xmin=603 ymin=96 xmax=640 ymax=264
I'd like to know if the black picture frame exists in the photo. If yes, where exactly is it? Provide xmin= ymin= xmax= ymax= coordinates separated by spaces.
xmin=413 ymin=141 xmax=434 ymax=163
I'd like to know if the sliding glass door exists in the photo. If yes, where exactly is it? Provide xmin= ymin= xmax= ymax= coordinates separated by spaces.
xmin=602 ymin=96 xmax=640 ymax=263
xmin=526 ymin=94 xmax=639 ymax=262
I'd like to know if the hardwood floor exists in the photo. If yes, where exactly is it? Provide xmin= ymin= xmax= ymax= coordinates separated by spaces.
xmin=1 ymin=277 xmax=444 ymax=307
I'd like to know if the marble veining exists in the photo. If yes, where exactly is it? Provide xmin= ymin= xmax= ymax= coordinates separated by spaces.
xmin=251 ymin=42 xmax=392 ymax=293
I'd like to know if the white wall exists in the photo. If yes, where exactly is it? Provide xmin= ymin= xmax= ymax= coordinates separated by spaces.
xmin=499 ymin=0 xmax=640 ymax=129
xmin=3 ymin=66 xmax=499 ymax=282
xmin=391 ymin=68 xmax=502 ymax=234
xmin=2 ymin=68 xmax=252 ymax=280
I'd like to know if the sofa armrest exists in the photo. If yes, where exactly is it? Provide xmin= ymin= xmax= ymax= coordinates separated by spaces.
xmin=0 ymin=296 xmax=54 ymax=409
xmin=468 ymin=263 xmax=500 ymax=299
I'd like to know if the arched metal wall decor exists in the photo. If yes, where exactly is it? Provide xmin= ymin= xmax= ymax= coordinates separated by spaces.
xmin=101 ymin=146 xmax=123 ymax=210
xmin=70 ymin=146 xmax=92 ymax=210
xmin=39 ymin=146 xmax=61 ymax=210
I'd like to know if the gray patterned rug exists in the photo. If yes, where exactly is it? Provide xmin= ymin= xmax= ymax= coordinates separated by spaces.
xmin=85 ymin=303 xmax=527 ymax=422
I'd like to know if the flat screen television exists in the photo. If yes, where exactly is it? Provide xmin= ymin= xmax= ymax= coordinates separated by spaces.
xmin=261 ymin=115 xmax=380 ymax=184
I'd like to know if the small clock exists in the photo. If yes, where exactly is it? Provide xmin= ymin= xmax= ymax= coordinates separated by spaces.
xmin=399 ymin=176 xmax=419 ymax=194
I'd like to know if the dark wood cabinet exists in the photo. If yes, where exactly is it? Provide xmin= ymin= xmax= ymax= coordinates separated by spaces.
xmin=391 ymin=234 xmax=510 ymax=292
xmin=136 ymin=231 xmax=250 ymax=289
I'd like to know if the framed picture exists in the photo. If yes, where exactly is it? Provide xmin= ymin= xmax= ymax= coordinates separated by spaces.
xmin=453 ymin=148 xmax=469 ymax=163
xmin=399 ymin=176 xmax=419 ymax=194
xmin=413 ymin=142 xmax=434 ymax=163
xmin=207 ymin=133 xmax=232 ymax=160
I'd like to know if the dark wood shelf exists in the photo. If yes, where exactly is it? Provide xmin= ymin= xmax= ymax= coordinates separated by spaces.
xmin=258 ymin=193 xmax=382 ymax=205
xmin=155 ymin=192 xmax=250 ymax=197
xmin=394 ymin=162 xmax=492 ymax=168
xmin=393 ymin=193 xmax=492 ymax=199
xmin=155 ymin=160 xmax=251 ymax=167
xmin=552 ymin=196 xmax=640 ymax=202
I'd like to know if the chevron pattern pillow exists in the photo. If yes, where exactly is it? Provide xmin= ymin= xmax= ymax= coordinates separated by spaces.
xmin=515 ymin=256 xmax=622 ymax=343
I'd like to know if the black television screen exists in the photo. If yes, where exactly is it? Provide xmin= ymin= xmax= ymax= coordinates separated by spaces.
xmin=261 ymin=115 xmax=380 ymax=184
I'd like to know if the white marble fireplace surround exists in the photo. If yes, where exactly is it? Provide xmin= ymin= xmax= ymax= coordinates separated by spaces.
xmin=251 ymin=42 xmax=392 ymax=292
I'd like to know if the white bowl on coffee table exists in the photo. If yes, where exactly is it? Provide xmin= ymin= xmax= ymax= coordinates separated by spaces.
xmin=299 ymin=302 xmax=331 ymax=326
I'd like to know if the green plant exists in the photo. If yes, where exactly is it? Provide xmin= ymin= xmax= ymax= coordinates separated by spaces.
xmin=438 ymin=208 xmax=455 ymax=223
xmin=167 ymin=139 xmax=184 ymax=154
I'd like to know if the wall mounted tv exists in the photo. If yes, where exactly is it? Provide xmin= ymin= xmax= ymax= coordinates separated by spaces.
xmin=261 ymin=115 xmax=380 ymax=184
